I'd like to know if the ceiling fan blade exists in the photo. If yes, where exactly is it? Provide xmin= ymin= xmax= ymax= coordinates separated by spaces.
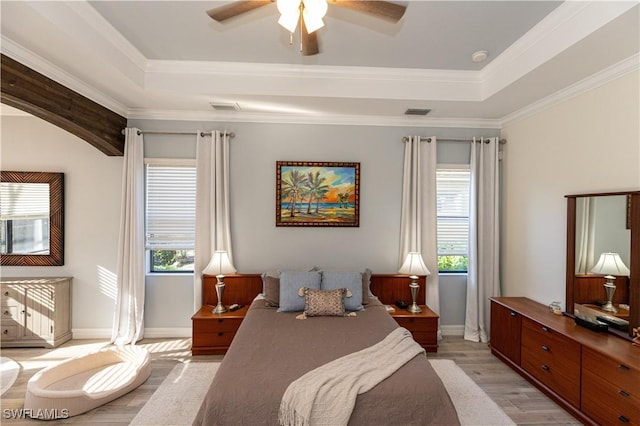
xmin=207 ymin=1 xmax=273 ymax=22
xmin=301 ymin=20 xmax=320 ymax=56
xmin=329 ymin=1 xmax=406 ymax=22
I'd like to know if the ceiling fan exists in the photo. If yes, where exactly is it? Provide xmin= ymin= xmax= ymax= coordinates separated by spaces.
xmin=206 ymin=0 xmax=407 ymax=56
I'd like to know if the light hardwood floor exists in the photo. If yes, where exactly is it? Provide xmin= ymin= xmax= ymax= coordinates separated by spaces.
xmin=1 ymin=336 xmax=582 ymax=425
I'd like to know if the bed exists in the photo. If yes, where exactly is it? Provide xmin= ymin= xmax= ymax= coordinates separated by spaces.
xmin=193 ymin=271 xmax=460 ymax=426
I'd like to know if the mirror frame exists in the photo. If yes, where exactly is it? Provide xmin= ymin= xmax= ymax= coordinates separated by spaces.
xmin=565 ymin=190 xmax=639 ymax=338
xmin=0 ymin=171 xmax=64 ymax=266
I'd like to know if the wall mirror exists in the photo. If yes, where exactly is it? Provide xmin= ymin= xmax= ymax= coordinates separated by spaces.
xmin=566 ymin=191 xmax=639 ymax=339
xmin=0 ymin=171 xmax=64 ymax=266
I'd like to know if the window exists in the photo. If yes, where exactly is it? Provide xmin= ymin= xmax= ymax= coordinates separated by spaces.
xmin=145 ymin=160 xmax=196 ymax=272
xmin=436 ymin=167 xmax=470 ymax=272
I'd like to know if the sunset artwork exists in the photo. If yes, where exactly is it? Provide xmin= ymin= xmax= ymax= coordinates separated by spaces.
xmin=276 ymin=161 xmax=360 ymax=227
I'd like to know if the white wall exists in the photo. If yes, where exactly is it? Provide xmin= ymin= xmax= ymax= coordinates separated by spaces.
xmin=501 ymin=71 xmax=640 ymax=308
xmin=1 ymin=115 xmax=123 ymax=335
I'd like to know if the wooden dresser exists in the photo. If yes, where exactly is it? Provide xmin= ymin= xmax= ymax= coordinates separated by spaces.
xmin=1 ymin=277 xmax=72 ymax=348
xmin=490 ymin=297 xmax=640 ymax=425
xmin=192 ymin=273 xmax=439 ymax=355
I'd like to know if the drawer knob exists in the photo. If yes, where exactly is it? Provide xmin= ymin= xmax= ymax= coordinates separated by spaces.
xmin=3 ymin=329 xmax=7 ymax=335
xmin=217 ymin=319 xmax=224 ymax=323
xmin=618 ymin=415 xmax=629 ymax=423
xmin=3 ymin=310 xmax=10 ymax=316
xmin=3 ymin=291 xmax=8 ymax=296
xmin=510 ymin=311 xmax=517 ymax=317
xmin=541 ymin=345 xmax=550 ymax=352
xmin=218 ymin=332 xmax=223 ymax=337
xmin=619 ymin=390 xmax=630 ymax=397
xmin=618 ymin=364 xmax=630 ymax=371
xmin=541 ymin=364 xmax=550 ymax=372
xmin=541 ymin=326 xmax=549 ymax=332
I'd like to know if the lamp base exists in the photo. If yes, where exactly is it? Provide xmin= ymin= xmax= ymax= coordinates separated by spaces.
xmin=408 ymin=277 xmax=422 ymax=313
xmin=602 ymin=280 xmax=618 ymax=313
xmin=407 ymin=302 xmax=422 ymax=313
xmin=212 ymin=279 xmax=227 ymax=314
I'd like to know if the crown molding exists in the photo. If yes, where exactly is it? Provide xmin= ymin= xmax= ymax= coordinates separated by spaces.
xmin=480 ymin=1 xmax=638 ymax=99
xmin=127 ymin=108 xmax=501 ymax=129
xmin=1 ymin=36 xmax=129 ymax=117
xmin=500 ymin=53 xmax=640 ymax=127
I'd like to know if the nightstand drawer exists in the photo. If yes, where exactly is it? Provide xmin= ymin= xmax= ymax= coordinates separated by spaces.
xmin=1 ymin=306 xmax=20 ymax=322
xmin=394 ymin=316 xmax=437 ymax=332
xmin=193 ymin=330 xmax=236 ymax=348
xmin=1 ymin=325 xmax=19 ymax=338
xmin=194 ymin=317 xmax=243 ymax=333
xmin=1 ymin=287 xmax=21 ymax=305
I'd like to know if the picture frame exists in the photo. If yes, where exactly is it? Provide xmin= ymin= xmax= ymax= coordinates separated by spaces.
xmin=276 ymin=161 xmax=360 ymax=227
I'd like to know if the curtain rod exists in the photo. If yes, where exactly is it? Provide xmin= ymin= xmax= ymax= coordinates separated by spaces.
xmin=402 ymin=136 xmax=506 ymax=144
xmin=120 ymin=129 xmax=235 ymax=138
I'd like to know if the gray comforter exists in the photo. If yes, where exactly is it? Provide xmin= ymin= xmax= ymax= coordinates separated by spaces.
xmin=193 ymin=298 xmax=460 ymax=426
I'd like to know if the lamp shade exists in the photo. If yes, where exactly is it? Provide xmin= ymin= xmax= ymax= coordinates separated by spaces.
xmin=202 ymin=250 xmax=236 ymax=276
xmin=399 ymin=252 xmax=430 ymax=276
xmin=590 ymin=252 xmax=630 ymax=276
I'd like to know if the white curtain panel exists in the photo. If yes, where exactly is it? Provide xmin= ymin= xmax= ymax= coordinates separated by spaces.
xmin=465 ymin=137 xmax=501 ymax=342
xmin=111 ymin=128 xmax=145 ymax=345
xmin=399 ymin=136 xmax=440 ymax=332
xmin=575 ymin=197 xmax=596 ymax=274
xmin=194 ymin=131 xmax=234 ymax=310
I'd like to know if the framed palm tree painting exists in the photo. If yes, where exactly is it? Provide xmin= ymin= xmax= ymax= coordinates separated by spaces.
xmin=276 ymin=161 xmax=360 ymax=227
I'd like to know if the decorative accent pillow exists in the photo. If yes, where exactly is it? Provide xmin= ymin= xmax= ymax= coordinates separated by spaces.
xmin=362 ymin=268 xmax=373 ymax=305
xmin=278 ymin=270 xmax=322 ymax=312
xmin=300 ymin=287 xmax=348 ymax=317
xmin=321 ymin=271 xmax=364 ymax=311
xmin=261 ymin=273 xmax=280 ymax=307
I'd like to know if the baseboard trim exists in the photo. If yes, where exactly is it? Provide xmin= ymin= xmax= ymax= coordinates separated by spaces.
xmin=72 ymin=327 xmax=192 ymax=340
xmin=441 ymin=325 xmax=464 ymax=336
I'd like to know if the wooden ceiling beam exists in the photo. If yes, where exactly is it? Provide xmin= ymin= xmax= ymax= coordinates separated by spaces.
xmin=1 ymin=54 xmax=126 ymax=156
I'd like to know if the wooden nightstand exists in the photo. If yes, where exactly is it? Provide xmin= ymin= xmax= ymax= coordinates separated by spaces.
xmin=191 ymin=305 xmax=248 ymax=355
xmin=390 ymin=305 xmax=439 ymax=352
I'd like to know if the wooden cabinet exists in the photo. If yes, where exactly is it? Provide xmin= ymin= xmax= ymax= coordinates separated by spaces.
xmin=490 ymin=297 xmax=640 ymax=426
xmin=191 ymin=305 xmax=248 ymax=355
xmin=1 ymin=277 xmax=72 ymax=348
xmin=490 ymin=301 xmax=522 ymax=365
xmin=391 ymin=305 xmax=439 ymax=352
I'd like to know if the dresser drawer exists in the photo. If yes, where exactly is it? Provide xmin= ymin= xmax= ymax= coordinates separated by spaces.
xmin=583 ymin=347 xmax=639 ymax=394
xmin=1 ymin=306 xmax=20 ymax=322
xmin=1 ymin=324 xmax=19 ymax=338
xmin=1 ymin=287 xmax=21 ymax=305
xmin=521 ymin=317 xmax=581 ymax=407
xmin=583 ymin=368 xmax=640 ymax=426
xmin=195 ymin=317 xmax=243 ymax=333
xmin=192 ymin=330 xmax=236 ymax=348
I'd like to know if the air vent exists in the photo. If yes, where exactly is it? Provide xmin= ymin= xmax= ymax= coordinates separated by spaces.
xmin=404 ymin=108 xmax=431 ymax=116
xmin=210 ymin=102 xmax=241 ymax=111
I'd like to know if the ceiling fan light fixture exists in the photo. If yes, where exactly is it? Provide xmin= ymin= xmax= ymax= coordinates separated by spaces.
xmin=278 ymin=11 xmax=300 ymax=33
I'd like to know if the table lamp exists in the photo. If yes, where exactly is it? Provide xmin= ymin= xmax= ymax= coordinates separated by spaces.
xmin=590 ymin=252 xmax=630 ymax=313
xmin=399 ymin=252 xmax=430 ymax=313
xmin=203 ymin=250 xmax=236 ymax=314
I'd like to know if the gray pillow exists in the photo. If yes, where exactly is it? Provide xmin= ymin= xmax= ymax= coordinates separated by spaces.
xmin=278 ymin=270 xmax=322 ymax=312
xmin=321 ymin=271 xmax=363 ymax=311
xmin=261 ymin=273 xmax=280 ymax=307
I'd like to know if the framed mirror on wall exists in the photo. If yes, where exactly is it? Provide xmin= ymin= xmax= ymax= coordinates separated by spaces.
xmin=0 ymin=171 xmax=64 ymax=266
xmin=565 ymin=191 xmax=639 ymax=340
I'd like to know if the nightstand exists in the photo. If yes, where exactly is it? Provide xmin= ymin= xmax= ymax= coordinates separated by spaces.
xmin=191 ymin=305 xmax=248 ymax=355
xmin=390 ymin=305 xmax=439 ymax=352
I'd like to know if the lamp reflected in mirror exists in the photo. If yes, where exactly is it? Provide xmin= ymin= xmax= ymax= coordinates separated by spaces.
xmin=590 ymin=252 xmax=630 ymax=313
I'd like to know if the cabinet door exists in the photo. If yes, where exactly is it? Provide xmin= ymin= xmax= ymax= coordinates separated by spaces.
xmin=490 ymin=301 xmax=522 ymax=364
xmin=24 ymin=286 xmax=53 ymax=340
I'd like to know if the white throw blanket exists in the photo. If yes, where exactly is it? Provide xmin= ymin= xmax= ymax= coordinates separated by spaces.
xmin=278 ymin=327 xmax=425 ymax=426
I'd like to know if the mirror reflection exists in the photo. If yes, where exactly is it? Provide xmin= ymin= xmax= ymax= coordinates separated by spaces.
xmin=1 ymin=182 xmax=51 ymax=255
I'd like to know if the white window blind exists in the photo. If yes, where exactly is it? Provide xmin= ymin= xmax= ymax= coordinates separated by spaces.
xmin=145 ymin=163 xmax=196 ymax=250
xmin=436 ymin=169 xmax=470 ymax=256
xmin=0 ymin=183 xmax=49 ymax=220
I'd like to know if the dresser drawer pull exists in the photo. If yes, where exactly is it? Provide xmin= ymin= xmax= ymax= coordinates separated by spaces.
xmin=3 ymin=291 xmax=8 ymax=296
xmin=541 ymin=364 xmax=550 ymax=371
xmin=619 ymin=390 xmax=630 ymax=397
xmin=218 ymin=332 xmax=224 ymax=337
xmin=217 ymin=319 xmax=224 ymax=323
xmin=541 ymin=326 xmax=550 ymax=332
xmin=510 ymin=311 xmax=517 ymax=317
xmin=618 ymin=364 xmax=630 ymax=371
xmin=541 ymin=345 xmax=550 ymax=352
xmin=618 ymin=415 xmax=629 ymax=423
xmin=3 ymin=310 xmax=10 ymax=316
xmin=3 ymin=329 xmax=7 ymax=335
